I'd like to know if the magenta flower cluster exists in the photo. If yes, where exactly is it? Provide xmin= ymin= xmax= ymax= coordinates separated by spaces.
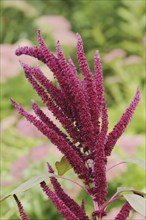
xmin=11 ymin=29 xmax=140 ymax=220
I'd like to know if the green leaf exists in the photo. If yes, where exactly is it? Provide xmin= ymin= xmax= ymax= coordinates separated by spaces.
xmin=55 ymin=156 xmax=72 ymax=176
xmin=0 ymin=173 xmax=50 ymax=203
xmin=125 ymin=158 xmax=146 ymax=170
xmin=116 ymin=187 xmax=146 ymax=197
xmin=124 ymin=194 xmax=146 ymax=217
xmin=0 ymin=172 xmax=84 ymax=204
xmin=0 ymin=195 xmax=11 ymax=202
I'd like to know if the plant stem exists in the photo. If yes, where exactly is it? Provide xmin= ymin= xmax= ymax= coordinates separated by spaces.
xmin=92 ymin=163 xmax=100 ymax=219
xmin=102 ymin=195 xmax=123 ymax=212
xmin=52 ymin=174 xmax=89 ymax=194
xmin=107 ymin=161 xmax=127 ymax=172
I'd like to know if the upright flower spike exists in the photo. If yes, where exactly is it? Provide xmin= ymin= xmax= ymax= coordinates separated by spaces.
xmin=55 ymin=42 xmax=80 ymax=126
xmin=32 ymin=100 xmax=67 ymax=139
xmin=93 ymin=99 xmax=108 ymax=206
xmin=11 ymin=99 xmax=90 ymax=182
xmin=40 ymin=181 xmax=79 ymax=220
xmin=20 ymin=62 xmax=79 ymax=143
xmin=94 ymin=51 xmax=105 ymax=131
xmin=37 ymin=28 xmax=46 ymax=47
xmin=36 ymin=31 xmax=75 ymax=114
xmin=105 ymin=87 xmax=140 ymax=156
xmin=13 ymin=195 xmax=30 ymax=220
xmin=77 ymin=34 xmax=99 ymax=135
xmin=29 ymin=65 xmax=70 ymax=117
xmin=56 ymin=42 xmax=95 ymax=149
xmin=16 ymin=35 xmax=74 ymax=114
xmin=32 ymin=101 xmax=83 ymax=158
xmin=115 ymin=202 xmax=132 ymax=220
xmin=76 ymin=33 xmax=91 ymax=77
xmin=47 ymin=163 xmax=89 ymax=220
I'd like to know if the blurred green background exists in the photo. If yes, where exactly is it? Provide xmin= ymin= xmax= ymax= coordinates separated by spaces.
xmin=1 ymin=0 xmax=145 ymax=219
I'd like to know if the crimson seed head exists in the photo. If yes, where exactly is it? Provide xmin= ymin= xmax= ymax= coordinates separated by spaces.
xmin=12 ymin=29 xmax=140 ymax=219
xmin=115 ymin=202 xmax=132 ymax=220
xmin=13 ymin=195 xmax=30 ymax=220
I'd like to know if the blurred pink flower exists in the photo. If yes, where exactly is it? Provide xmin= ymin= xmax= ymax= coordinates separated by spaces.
xmin=30 ymin=144 xmax=49 ymax=160
xmin=106 ymin=154 xmax=127 ymax=182
xmin=1 ymin=44 xmax=20 ymax=83
xmin=52 ymin=30 xmax=77 ymax=47
xmin=2 ymin=143 xmax=61 ymax=185
xmin=36 ymin=15 xmax=71 ymax=31
xmin=118 ymin=135 xmax=144 ymax=155
xmin=35 ymin=15 xmax=76 ymax=46
xmin=104 ymin=49 xmax=126 ymax=63
xmin=1 ymin=115 xmax=16 ymax=134
xmin=106 ymin=76 xmax=121 ymax=84
xmin=123 ymin=55 xmax=143 ymax=65
xmin=11 ymin=155 xmax=30 ymax=179
xmin=104 ymin=208 xmax=120 ymax=220
xmin=0 ymin=179 xmax=15 ymax=187
xmin=1 ymin=40 xmax=37 ymax=83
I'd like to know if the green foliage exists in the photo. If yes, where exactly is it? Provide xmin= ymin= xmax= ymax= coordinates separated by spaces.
xmin=55 ymin=156 xmax=72 ymax=176
xmin=1 ymin=2 xmax=36 ymax=44
xmin=1 ymin=190 xmax=63 ymax=220
xmin=1 ymin=73 xmax=43 ymax=120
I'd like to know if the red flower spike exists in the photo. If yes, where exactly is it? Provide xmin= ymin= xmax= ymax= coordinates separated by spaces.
xmin=10 ymin=99 xmax=90 ymax=181
xmin=115 ymin=202 xmax=132 ymax=220
xmin=13 ymin=195 xmax=30 ymax=220
xmin=20 ymin=63 xmax=79 ymax=143
xmin=50 ymin=175 xmax=89 ymax=220
xmin=76 ymin=33 xmax=91 ymax=78
xmin=32 ymin=100 xmax=66 ymax=139
xmin=94 ymin=51 xmax=105 ymax=131
xmin=47 ymin=162 xmax=88 ymax=219
xmin=32 ymin=101 xmax=83 ymax=159
xmin=68 ymin=57 xmax=96 ymax=149
xmin=30 ymin=65 xmax=69 ymax=116
xmin=94 ymin=99 xmax=108 ymax=206
xmin=20 ymin=61 xmax=73 ymax=124
xmin=57 ymin=42 xmax=95 ymax=149
xmin=77 ymin=34 xmax=99 ymax=136
xmin=47 ymin=162 xmax=54 ymax=174
xmin=105 ymin=87 xmax=140 ymax=156
xmin=16 ymin=38 xmax=71 ymax=107
xmin=37 ymin=27 xmax=46 ymax=47
xmin=56 ymin=42 xmax=79 ymax=124
xmin=40 ymin=181 xmax=78 ymax=220
xmin=16 ymin=46 xmax=44 ymax=62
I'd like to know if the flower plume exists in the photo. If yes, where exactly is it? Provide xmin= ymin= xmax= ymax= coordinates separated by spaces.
xmin=11 ymin=29 xmax=140 ymax=219
xmin=115 ymin=202 xmax=132 ymax=220
xmin=13 ymin=195 xmax=30 ymax=220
